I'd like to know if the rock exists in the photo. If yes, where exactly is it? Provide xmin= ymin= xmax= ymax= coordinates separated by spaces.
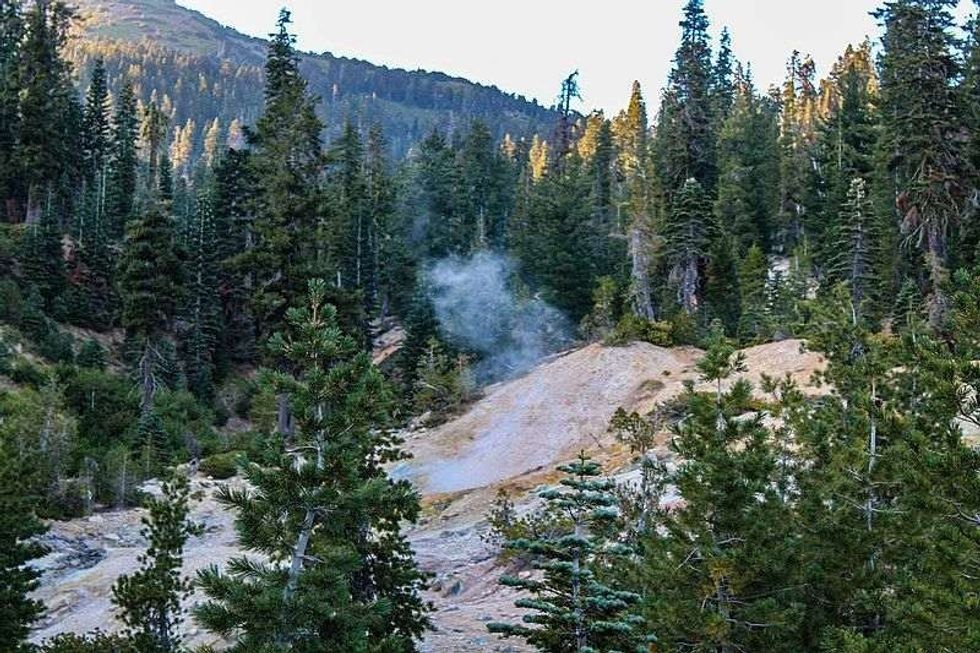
xmin=443 ymin=579 xmax=464 ymax=597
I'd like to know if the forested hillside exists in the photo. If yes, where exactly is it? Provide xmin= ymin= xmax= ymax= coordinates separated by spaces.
xmin=2 ymin=0 xmax=980 ymax=651
xmin=65 ymin=0 xmax=559 ymax=158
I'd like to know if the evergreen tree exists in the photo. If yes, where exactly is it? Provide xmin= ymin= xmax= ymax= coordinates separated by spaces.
xmin=875 ymin=0 xmax=969 ymax=326
xmin=711 ymin=27 xmax=737 ymax=123
xmin=242 ymin=9 xmax=324 ymax=342
xmin=794 ymin=286 xmax=980 ymax=650
xmin=326 ymin=121 xmax=369 ymax=292
xmin=213 ymin=146 xmax=256 ymax=366
xmin=826 ymin=178 xmax=881 ymax=321
xmin=107 ymin=82 xmax=139 ymax=238
xmin=488 ymin=452 xmax=650 ymax=653
xmin=111 ymin=474 xmax=199 ymax=653
xmin=119 ymin=202 xmax=186 ymax=473
xmin=22 ymin=199 xmax=67 ymax=311
xmin=777 ymin=51 xmax=819 ymax=250
xmin=808 ymin=42 xmax=879 ymax=267
xmin=81 ymin=57 xmax=112 ymax=184
xmin=614 ymin=82 xmax=660 ymax=320
xmin=661 ymin=177 xmax=712 ymax=314
xmin=703 ymin=233 xmax=740 ymax=334
xmin=409 ymin=128 xmax=458 ymax=258
xmin=655 ymin=0 xmax=716 ymax=197
xmin=182 ymin=189 xmax=222 ymax=399
xmin=16 ymin=0 xmax=77 ymax=220
xmin=0 ymin=441 xmax=47 ymax=652
xmin=0 ymin=0 xmax=23 ymax=219
xmin=627 ymin=323 xmax=800 ymax=652
xmin=737 ymin=243 xmax=769 ymax=342
xmin=365 ymin=124 xmax=405 ymax=317
xmin=195 ymin=279 xmax=430 ymax=651
xmin=715 ymin=71 xmax=779 ymax=255
xmin=518 ymin=157 xmax=597 ymax=319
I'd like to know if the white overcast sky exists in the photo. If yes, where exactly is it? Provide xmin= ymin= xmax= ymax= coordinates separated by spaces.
xmin=178 ymin=0 xmax=974 ymax=115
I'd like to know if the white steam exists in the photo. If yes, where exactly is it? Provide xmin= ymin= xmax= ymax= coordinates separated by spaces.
xmin=425 ymin=252 xmax=572 ymax=382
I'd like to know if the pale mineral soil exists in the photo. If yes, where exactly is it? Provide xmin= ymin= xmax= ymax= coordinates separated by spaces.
xmin=30 ymin=339 xmax=826 ymax=652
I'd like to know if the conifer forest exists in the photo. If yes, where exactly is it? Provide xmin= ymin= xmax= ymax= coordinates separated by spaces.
xmin=3 ymin=0 xmax=980 ymax=651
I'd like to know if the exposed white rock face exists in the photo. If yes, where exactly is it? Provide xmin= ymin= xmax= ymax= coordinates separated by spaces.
xmin=31 ymin=340 xmax=826 ymax=652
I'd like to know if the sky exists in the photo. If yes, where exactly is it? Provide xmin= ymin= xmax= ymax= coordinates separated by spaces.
xmin=178 ymin=0 xmax=974 ymax=115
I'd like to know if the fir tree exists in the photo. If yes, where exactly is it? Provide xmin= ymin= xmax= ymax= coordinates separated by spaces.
xmin=242 ymin=9 xmax=324 ymax=341
xmin=614 ymin=82 xmax=660 ymax=320
xmin=661 ymin=177 xmax=712 ymax=314
xmin=16 ymin=0 xmax=77 ymax=220
xmin=715 ymin=71 xmax=779 ymax=255
xmin=213 ymin=146 xmax=256 ymax=366
xmin=488 ymin=452 xmax=650 ymax=653
xmin=107 ymin=82 xmax=139 ymax=239
xmin=195 ymin=279 xmax=430 ymax=651
xmin=119 ymin=202 xmax=186 ymax=474
xmin=81 ymin=57 xmax=112 ymax=184
xmin=777 ymin=51 xmax=818 ymax=249
xmin=182 ymin=189 xmax=222 ymax=400
xmin=112 ymin=474 xmax=199 ymax=653
xmin=21 ymin=198 xmax=67 ymax=311
xmin=875 ymin=0 xmax=969 ymax=326
xmin=737 ymin=243 xmax=769 ymax=342
xmin=808 ymin=42 xmax=879 ymax=267
xmin=0 ymin=0 xmax=23 ymax=218
xmin=0 ymin=441 xmax=47 ymax=652
xmin=827 ymin=177 xmax=881 ymax=321
xmin=655 ymin=0 xmax=716 ymax=197
xmin=627 ymin=323 xmax=801 ymax=652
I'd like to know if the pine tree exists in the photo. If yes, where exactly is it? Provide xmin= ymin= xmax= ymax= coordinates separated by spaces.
xmin=808 ymin=42 xmax=879 ymax=267
xmin=661 ymin=177 xmax=712 ymax=314
xmin=243 ymin=9 xmax=324 ymax=341
xmin=365 ymin=124 xmax=405 ymax=317
xmin=112 ymin=474 xmax=199 ymax=653
xmin=826 ymin=178 xmax=881 ymax=321
xmin=16 ymin=0 xmax=77 ymax=221
xmin=715 ymin=70 xmax=779 ymax=255
xmin=182 ymin=189 xmax=222 ymax=399
xmin=737 ymin=243 xmax=769 ymax=342
xmin=459 ymin=119 xmax=511 ymax=250
xmin=107 ymin=82 xmax=139 ymax=239
xmin=627 ymin=323 xmax=801 ymax=652
xmin=962 ymin=13 xmax=980 ymax=266
xmin=655 ymin=0 xmax=716 ymax=197
xmin=326 ymin=121 xmax=369 ymax=292
xmin=712 ymin=27 xmax=737 ymax=123
xmin=614 ymin=82 xmax=661 ymax=320
xmin=81 ymin=57 xmax=112 ymax=184
xmin=703 ymin=233 xmax=740 ymax=335
xmin=0 ymin=441 xmax=47 ymax=652
xmin=141 ymin=100 xmax=168 ymax=194
xmin=213 ymin=147 xmax=257 ymax=366
xmin=0 ymin=0 xmax=23 ymax=219
xmin=411 ymin=129 xmax=458 ymax=258
xmin=794 ymin=286 xmax=980 ymax=650
xmin=777 ymin=51 xmax=819 ymax=250
xmin=119 ymin=201 xmax=186 ymax=474
xmin=518 ymin=157 xmax=597 ymax=319
xmin=195 ymin=279 xmax=430 ymax=651
xmin=875 ymin=0 xmax=968 ymax=326
xmin=488 ymin=452 xmax=650 ymax=653
xmin=21 ymin=198 xmax=67 ymax=311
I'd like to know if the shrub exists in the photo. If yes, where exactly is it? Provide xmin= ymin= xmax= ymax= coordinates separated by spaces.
xmin=609 ymin=314 xmax=672 ymax=346
xmin=198 ymin=451 xmax=240 ymax=479
xmin=76 ymin=339 xmax=107 ymax=370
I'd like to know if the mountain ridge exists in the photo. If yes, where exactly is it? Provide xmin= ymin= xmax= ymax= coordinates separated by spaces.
xmin=68 ymin=0 xmax=560 ymax=156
